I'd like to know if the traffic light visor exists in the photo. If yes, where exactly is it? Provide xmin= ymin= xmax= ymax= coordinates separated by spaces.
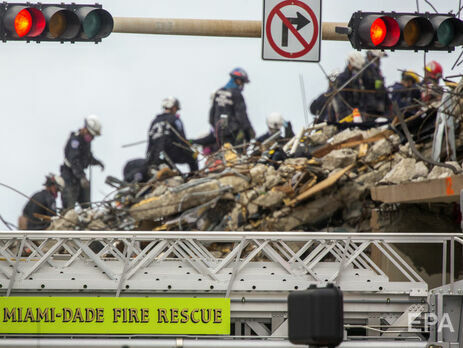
xmin=80 ymin=8 xmax=113 ymax=39
xmin=370 ymin=16 xmax=400 ymax=47
xmin=14 ymin=8 xmax=45 ymax=37
xmin=48 ymin=9 xmax=80 ymax=39
xmin=437 ymin=19 xmax=455 ymax=45
xmin=403 ymin=17 xmax=433 ymax=47
xmin=431 ymin=16 xmax=463 ymax=47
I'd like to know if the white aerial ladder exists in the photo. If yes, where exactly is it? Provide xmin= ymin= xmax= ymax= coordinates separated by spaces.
xmin=0 ymin=231 xmax=461 ymax=348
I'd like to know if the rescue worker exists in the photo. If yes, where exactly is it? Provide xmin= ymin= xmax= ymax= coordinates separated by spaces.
xmin=390 ymin=70 xmax=421 ymax=117
xmin=209 ymin=68 xmax=256 ymax=147
xmin=256 ymin=112 xmax=294 ymax=143
xmin=60 ymin=115 xmax=104 ymax=210
xmin=309 ymin=69 xmax=341 ymax=123
xmin=335 ymin=51 xmax=367 ymax=120
xmin=146 ymin=97 xmax=198 ymax=172
xmin=123 ymin=158 xmax=150 ymax=183
xmin=422 ymin=60 xmax=444 ymax=103
xmin=363 ymin=50 xmax=390 ymax=117
xmin=21 ymin=174 xmax=64 ymax=230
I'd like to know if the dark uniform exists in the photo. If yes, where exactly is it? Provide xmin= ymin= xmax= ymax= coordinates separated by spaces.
xmin=362 ymin=63 xmax=390 ymax=116
xmin=61 ymin=132 xmax=103 ymax=209
xmin=310 ymin=89 xmax=339 ymax=123
xmin=335 ymin=67 xmax=367 ymax=119
xmin=22 ymin=190 xmax=56 ymax=230
xmin=123 ymin=159 xmax=150 ymax=183
xmin=209 ymin=87 xmax=255 ymax=146
xmin=390 ymin=82 xmax=421 ymax=117
xmin=146 ymin=113 xmax=198 ymax=172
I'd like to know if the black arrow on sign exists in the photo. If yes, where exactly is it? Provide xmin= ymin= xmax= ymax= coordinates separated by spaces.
xmin=281 ymin=12 xmax=310 ymax=47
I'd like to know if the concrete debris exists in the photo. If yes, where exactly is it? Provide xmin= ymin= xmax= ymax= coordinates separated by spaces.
xmin=253 ymin=190 xmax=285 ymax=209
xmin=427 ymin=162 xmax=462 ymax=179
xmin=413 ymin=162 xmax=429 ymax=179
xmin=321 ymin=149 xmax=357 ymax=171
xmin=49 ymin=114 xmax=463 ymax=233
xmin=363 ymin=138 xmax=393 ymax=163
xmin=308 ymin=131 xmax=328 ymax=145
xmin=330 ymin=128 xmax=364 ymax=144
xmin=380 ymin=158 xmax=417 ymax=185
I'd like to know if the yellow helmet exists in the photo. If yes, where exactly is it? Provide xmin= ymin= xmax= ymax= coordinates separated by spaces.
xmin=402 ymin=70 xmax=421 ymax=84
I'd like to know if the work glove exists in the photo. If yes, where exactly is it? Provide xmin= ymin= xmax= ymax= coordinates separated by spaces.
xmin=375 ymin=79 xmax=383 ymax=89
xmin=236 ymin=130 xmax=246 ymax=143
xmin=284 ymin=121 xmax=295 ymax=138
xmin=80 ymin=177 xmax=90 ymax=189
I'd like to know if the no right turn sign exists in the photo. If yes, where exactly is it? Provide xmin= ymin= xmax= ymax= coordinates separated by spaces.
xmin=262 ymin=0 xmax=322 ymax=62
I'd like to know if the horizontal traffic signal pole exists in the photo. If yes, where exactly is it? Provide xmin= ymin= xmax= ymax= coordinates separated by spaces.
xmin=112 ymin=17 xmax=349 ymax=41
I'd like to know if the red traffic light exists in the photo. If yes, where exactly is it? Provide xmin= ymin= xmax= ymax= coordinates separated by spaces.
xmin=10 ymin=7 xmax=46 ymax=37
xmin=357 ymin=14 xmax=400 ymax=48
xmin=348 ymin=11 xmax=463 ymax=51
xmin=0 ymin=3 xmax=113 ymax=43
xmin=370 ymin=16 xmax=400 ymax=47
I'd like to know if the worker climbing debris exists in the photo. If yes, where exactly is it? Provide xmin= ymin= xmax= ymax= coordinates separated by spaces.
xmin=19 ymin=174 xmax=64 ymax=230
xmin=60 ymin=115 xmax=104 ymax=210
xmin=209 ymin=68 xmax=256 ymax=147
xmin=147 ymin=97 xmax=199 ymax=172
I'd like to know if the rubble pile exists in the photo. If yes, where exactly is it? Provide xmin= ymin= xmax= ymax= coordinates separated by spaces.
xmin=49 ymin=117 xmax=463 ymax=232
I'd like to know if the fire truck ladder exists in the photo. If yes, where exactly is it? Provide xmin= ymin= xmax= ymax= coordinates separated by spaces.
xmin=0 ymin=231 xmax=461 ymax=348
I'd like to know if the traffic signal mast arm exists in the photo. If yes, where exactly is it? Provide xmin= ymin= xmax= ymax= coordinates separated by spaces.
xmin=112 ymin=17 xmax=348 ymax=41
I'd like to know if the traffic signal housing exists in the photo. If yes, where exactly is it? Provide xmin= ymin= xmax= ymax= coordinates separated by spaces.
xmin=0 ymin=3 xmax=113 ymax=43
xmin=347 ymin=12 xmax=463 ymax=51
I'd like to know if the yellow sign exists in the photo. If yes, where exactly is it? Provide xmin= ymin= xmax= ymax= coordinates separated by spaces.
xmin=0 ymin=297 xmax=230 ymax=335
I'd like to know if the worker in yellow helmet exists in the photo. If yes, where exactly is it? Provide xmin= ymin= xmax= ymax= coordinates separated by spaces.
xmin=390 ymin=70 xmax=421 ymax=117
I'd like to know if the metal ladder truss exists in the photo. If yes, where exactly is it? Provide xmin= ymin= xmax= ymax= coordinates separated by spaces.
xmin=0 ymin=231 xmax=461 ymax=344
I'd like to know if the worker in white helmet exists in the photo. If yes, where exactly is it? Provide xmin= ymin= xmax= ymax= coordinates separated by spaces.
xmin=256 ymin=112 xmax=294 ymax=143
xmin=146 ymin=97 xmax=198 ymax=172
xmin=60 ymin=115 xmax=104 ymax=210
xmin=334 ymin=51 xmax=367 ymax=120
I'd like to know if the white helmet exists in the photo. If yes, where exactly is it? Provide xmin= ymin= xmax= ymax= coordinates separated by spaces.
xmin=328 ymin=68 xmax=341 ymax=83
xmin=161 ymin=97 xmax=181 ymax=110
xmin=367 ymin=49 xmax=388 ymax=58
xmin=85 ymin=114 xmax=102 ymax=137
xmin=347 ymin=51 xmax=365 ymax=70
xmin=266 ymin=112 xmax=284 ymax=131
xmin=45 ymin=173 xmax=65 ymax=191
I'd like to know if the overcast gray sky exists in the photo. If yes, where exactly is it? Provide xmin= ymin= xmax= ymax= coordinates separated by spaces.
xmin=0 ymin=0 xmax=461 ymax=229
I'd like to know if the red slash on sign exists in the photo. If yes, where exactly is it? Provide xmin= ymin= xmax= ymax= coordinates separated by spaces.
xmin=266 ymin=0 xmax=319 ymax=58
